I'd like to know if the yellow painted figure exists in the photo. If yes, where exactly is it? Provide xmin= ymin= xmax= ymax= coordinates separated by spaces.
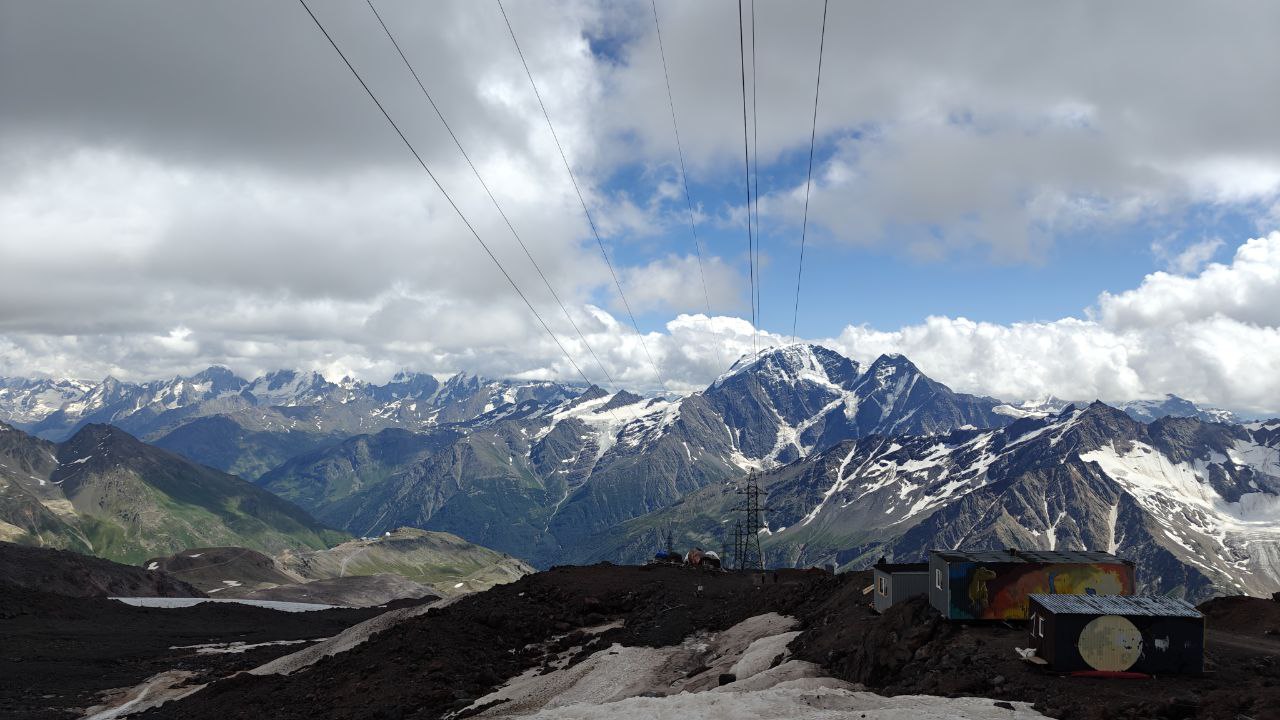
xmin=968 ymin=566 xmax=997 ymax=608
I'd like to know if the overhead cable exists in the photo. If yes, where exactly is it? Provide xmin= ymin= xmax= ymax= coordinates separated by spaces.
xmin=365 ymin=0 xmax=620 ymax=394
xmin=650 ymin=0 xmax=712 ymax=316
xmin=736 ymin=0 xmax=758 ymax=355
xmin=750 ymin=0 xmax=762 ymax=345
xmin=790 ymin=0 xmax=829 ymax=344
xmin=497 ymin=0 xmax=666 ymax=389
xmin=295 ymin=0 xmax=614 ymax=418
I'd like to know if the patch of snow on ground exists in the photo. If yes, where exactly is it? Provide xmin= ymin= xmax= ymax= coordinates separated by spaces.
xmin=728 ymin=630 xmax=801 ymax=680
xmin=462 ymin=613 xmax=1038 ymax=720
xmin=81 ymin=670 xmax=204 ymax=720
xmin=470 ymin=613 xmax=800 ymax=718
xmin=517 ymin=686 xmax=1048 ymax=720
xmin=206 ymin=579 xmax=242 ymax=594
xmin=170 ymin=639 xmax=312 ymax=655
xmin=251 ymin=596 xmax=460 ymax=676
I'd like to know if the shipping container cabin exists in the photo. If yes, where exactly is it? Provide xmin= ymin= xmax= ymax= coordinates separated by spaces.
xmin=871 ymin=561 xmax=930 ymax=613
xmin=1027 ymin=594 xmax=1203 ymax=674
xmin=928 ymin=549 xmax=1135 ymax=620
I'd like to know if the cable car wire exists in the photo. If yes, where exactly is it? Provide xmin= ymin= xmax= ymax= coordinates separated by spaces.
xmin=750 ymin=0 xmax=762 ymax=347
xmin=736 ymin=0 xmax=758 ymax=355
xmin=365 ymin=0 xmax=620 ymax=394
xmin=295 ymin=0 xmax=616 ymax=419
xmin=789 ymin=0 xmax=828 ymax=344
xmin=650 ymin=0 xmax=711 ymax=317
xmin=497 ymin=0 xmax=666 ymax=388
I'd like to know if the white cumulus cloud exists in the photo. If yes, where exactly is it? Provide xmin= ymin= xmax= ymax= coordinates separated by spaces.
xmin=830 ymin=232 xmax=1280 ymax=415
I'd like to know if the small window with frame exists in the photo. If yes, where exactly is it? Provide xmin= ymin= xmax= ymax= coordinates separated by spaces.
xmin=935 ymin=568 xmax=942 ymax=589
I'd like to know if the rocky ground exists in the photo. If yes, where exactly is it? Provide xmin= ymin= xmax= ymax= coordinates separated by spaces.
xmin=0 ymin=543 xmax=202 ymax=598
xmin=0 ymin=585 xmax=391 ymax=719
xmin=131 ymin=564 xmax=1279 ymax=720
xmin=792 ymin=575 xmax=1280 ymax=720
xmin=145 ymin=545 xmax=442 ymax=606
xmin=3 ymin=563 xmax=1278 ymax=720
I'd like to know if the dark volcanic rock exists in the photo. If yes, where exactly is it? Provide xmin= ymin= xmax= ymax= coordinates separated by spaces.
xmin=138 ymin=565 xmax=839 ymax=720
xmin=5 ymin=564 xmax=1280 ymax=720
xmin=0 ymin=541 xmax=202 ymax=597
xmin=0 ymin=584 xmax=382 ymax=720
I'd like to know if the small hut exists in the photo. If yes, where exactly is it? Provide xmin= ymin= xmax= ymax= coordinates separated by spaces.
xmin=1027 ymin=594 xmax=1204 ymax=674
xmin=871 ymin=561 xmax=929 ymax=613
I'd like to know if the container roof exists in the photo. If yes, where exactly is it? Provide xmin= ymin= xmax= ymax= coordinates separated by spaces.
xmin=1029 ymin=594 xmax=1203 ymax=618
xmin=873 ymin=562 xmax=929 ymax=573
xmin=930 ymin=549 xmax=1131 ymax=565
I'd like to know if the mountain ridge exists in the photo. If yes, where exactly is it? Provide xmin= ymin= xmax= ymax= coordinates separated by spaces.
xmin=581 ymin=403 xmax=1280 ymax=602
xmin=0 ymin=421 xmax=345 ymax=563
xmin=256 ymin=345 xmax=1019 ymax=567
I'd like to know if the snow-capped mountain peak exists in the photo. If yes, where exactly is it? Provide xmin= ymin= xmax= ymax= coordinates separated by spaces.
xmin=712 ymin=344 xmax=860 ymax=391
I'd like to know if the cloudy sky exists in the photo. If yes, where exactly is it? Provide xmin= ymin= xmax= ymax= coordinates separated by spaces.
xmin=3 ymin=1 xmax=1280 ymax=413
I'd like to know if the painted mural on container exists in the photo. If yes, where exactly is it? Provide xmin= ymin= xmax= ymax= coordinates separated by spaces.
xmin=950 ymin=562 xmax=1134 ymax=620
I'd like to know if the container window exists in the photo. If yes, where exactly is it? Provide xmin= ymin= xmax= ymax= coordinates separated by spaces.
xmin=878 ymin=577 xmax=886 ymax=595
xmin=934 ymin=568 xmax=942 ymax=589
xmin=1037 ymin=617 xmax=1044 ymax=637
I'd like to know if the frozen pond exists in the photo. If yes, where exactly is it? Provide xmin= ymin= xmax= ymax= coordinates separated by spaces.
xmin=110 ymin=597 xmax=340 ymax=612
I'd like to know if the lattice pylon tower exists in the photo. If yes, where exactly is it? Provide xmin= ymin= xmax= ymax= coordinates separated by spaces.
xmin=731 ymin=519 xmax=744 ymax=571
xmin=733 ymin=470 xmax=771 ymax=571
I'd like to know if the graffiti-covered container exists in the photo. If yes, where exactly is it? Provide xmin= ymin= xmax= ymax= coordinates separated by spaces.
xmin=927 ymin=549 xmax=1136 ymax=621
xmin=1027 ymin=594 xmax=1204 ymax=674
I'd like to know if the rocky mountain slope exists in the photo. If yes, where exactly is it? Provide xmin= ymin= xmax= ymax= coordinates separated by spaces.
xmin=0 ymin=541 xmax=202 ymax=597
xmin=4 ymin=347 xmax=1268 ymax=599
xmin=142 ymin=528 xmax=530 ymax=605
xmin=143 ymin=546 xmax=442 ymax=607
xmin=276 ymin=527 xmax=534 ymax=595
xmin=588 ymin=404 xmax=1280 ymax=602
xmin=257 ymin=345 xmax=1010 ymax=566
xmin=0 ymin=422 xmax=344 ymax=562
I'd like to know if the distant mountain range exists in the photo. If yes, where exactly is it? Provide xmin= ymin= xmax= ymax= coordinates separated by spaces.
xmin=1 ymin=346 xmax=1273 ymax=602
xmin=0 ymin=369 xmax=574 ymax=479
xmin=997 ymin=393 xmax=1242 ymax=425
xmin=251 ymin=346 xmax=1013 ymax=566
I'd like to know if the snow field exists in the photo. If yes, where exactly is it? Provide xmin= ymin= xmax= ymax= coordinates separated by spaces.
xmin=516 ymin=685 xmax=1048 ymax=720
xmin=467 ymin=612 xmax=1046 ymax=719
